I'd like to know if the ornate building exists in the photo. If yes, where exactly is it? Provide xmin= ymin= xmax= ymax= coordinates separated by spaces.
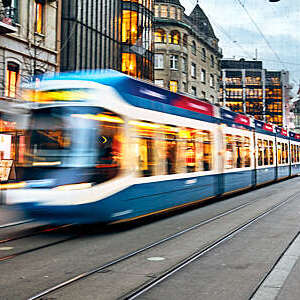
xmin=61 ymin=0 xmax=154 ymax=81
xmin=153 ymin=0 xmax=222 ymax=103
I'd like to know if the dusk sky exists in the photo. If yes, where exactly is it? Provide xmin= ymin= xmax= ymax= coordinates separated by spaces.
xmin=181 ymin=0 xmax=300 ymax=93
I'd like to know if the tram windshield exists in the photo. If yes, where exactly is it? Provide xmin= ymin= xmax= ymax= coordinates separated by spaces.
xmin=22 ymin=106 xmax=124 ymax=170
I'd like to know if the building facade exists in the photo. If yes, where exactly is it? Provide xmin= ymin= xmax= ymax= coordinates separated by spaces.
xmin=61 ymin=0 xmax=154 ymax=81
xmin=0 ymin=0 xmax=59 ymax=100
xmin=0 ymin=0 xmax=59 ymax=164
xmin=153 ymin=1 xmax=222 ymax=103
xmin=220 ymin=59 xmax=292 ymax=127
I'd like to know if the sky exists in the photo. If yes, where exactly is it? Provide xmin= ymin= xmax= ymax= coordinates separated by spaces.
xmin=180 ymin=0 xmax=300 ymax=94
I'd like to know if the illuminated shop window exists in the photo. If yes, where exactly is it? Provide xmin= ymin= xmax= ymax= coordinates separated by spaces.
xmin=122 ymin=53 xmax=137 ymax=77
xmin=154 ymin=29 xmax=166 ymax=43
xmin=35 ymin=0 xmax=44 ymax=34
xmin=169 ymin=31 xmax=180 ymax=45
xmin=122 ymin=10 xmax=138 ymax=44
xmin=5 ymin=62 xmax=19 ymax=98
xmin=169 ymin=81 xmax=178 ymax=93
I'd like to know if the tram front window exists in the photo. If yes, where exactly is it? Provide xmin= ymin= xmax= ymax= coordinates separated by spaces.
xmin=22 ymin=106 xmax=124 ymax=185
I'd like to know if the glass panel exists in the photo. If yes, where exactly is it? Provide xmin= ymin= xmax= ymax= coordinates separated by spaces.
xmin=264 ymin=140 xmax=269 ymax=165
xmin=225 ymin=134 xmax=234 ymax=169
xmin=258 ymin=139 xmax=263 ymax=166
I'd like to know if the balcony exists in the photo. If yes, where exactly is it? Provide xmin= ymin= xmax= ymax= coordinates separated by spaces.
xmin=0 ymin=6 xmax=17 ymax=34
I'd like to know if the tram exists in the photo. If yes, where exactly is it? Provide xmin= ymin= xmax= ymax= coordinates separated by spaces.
xmin=4 ymin=70 xmax=300 ymax=224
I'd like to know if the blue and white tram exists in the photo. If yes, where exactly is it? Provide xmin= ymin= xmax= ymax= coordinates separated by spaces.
xmin=4 ymin=70 xmax=300 ymax=224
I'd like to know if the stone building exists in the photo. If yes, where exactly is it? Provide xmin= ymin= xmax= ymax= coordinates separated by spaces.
xmin=0 ymin=0 xmax=59 ymax=163
xmin=154 ymin=0 xmax=222 ymax=103
xmin=0 ymin=0 xmax=59 ymax=100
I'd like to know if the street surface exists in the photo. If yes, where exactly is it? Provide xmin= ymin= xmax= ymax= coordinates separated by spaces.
xmin=1 ymin=178 xmax=300 ymax=299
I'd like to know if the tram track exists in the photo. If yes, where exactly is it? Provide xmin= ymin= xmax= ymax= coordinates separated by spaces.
xmin=26 ymin=189 xmax=299 ymax=300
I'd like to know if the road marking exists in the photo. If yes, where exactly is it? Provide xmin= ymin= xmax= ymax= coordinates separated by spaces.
xmin=0 ymin=247 xmax=13 ymax=251
xmin=251 ymin=234 xmax=300 ymax=300
xmin=147 ymin=257 xmax=166 ymax=261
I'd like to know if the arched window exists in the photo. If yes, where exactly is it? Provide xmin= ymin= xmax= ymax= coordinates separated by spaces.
xmin=155 ymin=29 xmax=166 ymax=43
xmin=191 ymin=41 xmax=196 ymax=55
xmin=5 ymin=62 xmax=19 ymax=98
xmin=183 ymin=34 xmax=188 ymax=48
xmin=169 ymin=30 xmax=180 ymax=45
xmin=202 ymin=48 xmax=206 ymax=61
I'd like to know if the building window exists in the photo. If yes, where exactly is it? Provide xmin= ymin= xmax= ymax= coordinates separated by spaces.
xmin=191 ymin=41 xmax=196 ymax=55
xmin=154 ymin=29 xmax=166 ymax=43
xmin=169 ymin=81 xmax=178 ymax=93
xmin=170 ymin=6 xmax=176 ymax=19
xmin=210 ymin=74 xmax=214 ymax=87
xmin=122 ymin=10 xmax=138 ymax=44
xmin=191 ymin=86 xmax=197 ymax=96
xmin=154 ymin=54 xmax=164 ymax=69
xmin=183 ymin=34 xmax=188 ymax=48
xmin=210 ymin=55 xmax=214 ymax=67
xmin=122 ymin=53 xmax=137 ymax=77
xmin=154 ymin=5 xmax=159 ymax=17
xmin=182 ymin=57 xmax=187 ymax=73
xmin=169 ymin=31 xmax=180 ymax=45
xmin=210 ymin=95 xmax=215 ymax=103
xmin=202 ymin=91 xmax=206 ymax=99
xmin=35 ymin=0 xmax=44 ymax=34
xmin=170 ymin=55 xmax=178 ymax=70
xmin=155 ymin=79 xmax=164 ymax=88
xmin=191 ymin=63 xmax=196 ymax=78
xmin=177 ymin=8 xmax=182 ymax=20
xmin=5 ymin=62 xmax=19 ymax=98
xmin=182 ymin=82 xmax=187 ymax=92
xmin=202 ymin=48 xmax=206 ymax=61
xmin=201 ymin=69 xmax=206 ymax=83
xmin=161 ymin=5 xmax=168 ymax=18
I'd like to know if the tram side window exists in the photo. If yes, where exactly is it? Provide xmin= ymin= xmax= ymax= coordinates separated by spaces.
xmin=269 ymin=141 xmax=274 ymax=165
xmin=291 ymin=144 xmax=295 ymax=163
xmin=96 ymin=112 xmax=124 ymax=172
xmin=164 ymin=126 xmax=178 ymax=175
xmin=131 ymin=121 xmax=159 ymax=177
xmin=235 ymin=136 xmax=243 ymax=168
xmin=277 ymin=143 xmax=282 ymax=164
xmin=284 ymin=143 xmax=288 ymax=163
xmin=244 ymin=137 xmax=251 ymax=167
xmin=258 ymin=139 xmax=263 ymax=166
xmin=263 ymin=140 xmax=269 ymax=165
xmin=225 ymin=134 xmax=234 ymax=169
xmin=202 ymin=131 xmax=212 ymax=171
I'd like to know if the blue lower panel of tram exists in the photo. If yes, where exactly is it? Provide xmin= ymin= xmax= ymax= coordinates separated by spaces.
xmin=223 ymin=170 xmax=253 ymax=194
xmin=256 ymin=167 xmax=276 ymax=185
xmin=277 ymin=165 xmax=290 ymax=179
xmin=19 ymin=174 xmax=219 ymax=224
xmin=291 ymin=164 xmax=300 ymax=175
